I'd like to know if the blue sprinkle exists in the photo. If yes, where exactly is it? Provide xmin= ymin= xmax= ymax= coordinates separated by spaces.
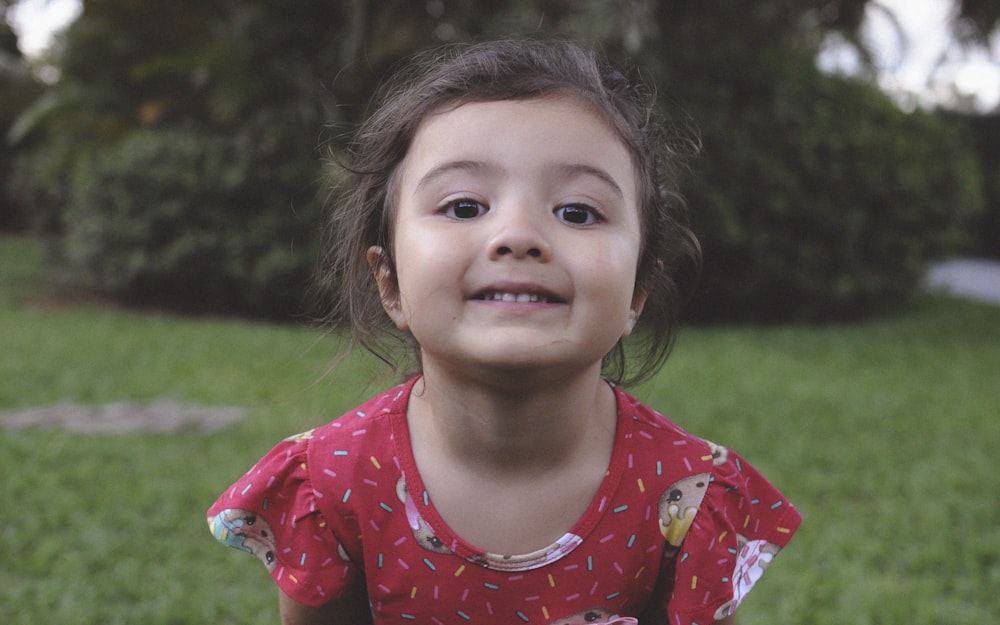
xmin=627 ymin=534 xmax=636 ymax=548
xmin=735 ymin=457 xmax=742 ymax=472
xmin=423 ymin=558 xmax=436 ymax=571
xmin=771 ymin=500 xmax=784 ymax=510
xmin=587 ymin=555 xmax=593 ymax=571
xmin=356 ymin=411 xmax=366 ymax=417
xmin=342 ymin=489 xmax=352 ymax=503
xmin=333 ymin=450 xmax=349 ymax=456
xmin=517 ymin=611 xmax=530 ymax=622
xmin=751 ymin=498 xmax=761 ymax=505
xmin=423 ymin=491 xmax=430 ymax=506
xmin=262 ymin=497 xmax=268 ymax=510
xmin=484 ymin=582 xmax=500 ymax=590
xmin=377 ymin=553 xmax=383 ymax=568
xmin=300 ymin=552 xmax=307 ymax=566
xmin=240 ymin=484 xmax=252 ymax=496
xmin=606 ymin=592 xmax=621 ymax=600
xmin=458 ymin=611 xmax=471 ymax=621
xmin=401 ymin=614 xmax=416 ymax=620
xmin=722 ymin=577 xmax=730 ymax=583
xmin=680 ymin=552 xmax=689 ymax=562
xmin=379 ymin=502 xmax=393 ymax=513
xmin=728 ymin=547 xmax=738 ymax=555
xmin=613 ymin=505 xmax=629 ymax=513
xmin=656 ymin=460 xmax=662 ymax=476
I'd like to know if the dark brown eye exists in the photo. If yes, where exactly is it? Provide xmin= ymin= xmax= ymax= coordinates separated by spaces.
xmin=446 ymin=199 xmax=487 ymax=219
xmin=555 ymin=204 xmax=599 ymax=225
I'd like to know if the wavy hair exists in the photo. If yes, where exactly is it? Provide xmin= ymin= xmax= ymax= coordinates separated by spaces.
xmin=319 ymin=39 xmax=700 ymax=386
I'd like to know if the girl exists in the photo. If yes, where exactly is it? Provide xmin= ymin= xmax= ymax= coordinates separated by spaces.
xmin=208 ymin=40 xmax=801 ymax=625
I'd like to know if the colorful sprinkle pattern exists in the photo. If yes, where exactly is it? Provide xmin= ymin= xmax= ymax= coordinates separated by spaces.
xmin=208 ymin=378 xmax=801 ymax=624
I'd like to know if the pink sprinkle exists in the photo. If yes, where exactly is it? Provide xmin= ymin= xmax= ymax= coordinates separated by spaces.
xmin=397 ymin=558 xmax=409 ymax=570
xmin=394 ymin=536 xmax=408 ymax=546
xmin=461 ymin=589 xmax=469 ymax=601
xmin=683 ymin=457 xmax=692 ymax=471
xmin=600 ymin=534 xmax=616 ymax=543
xmin=590 ymin=581 xmax=599 ymax=595
xmin=363 ymin=479 xmax=378 ymax=487
xmin=324 ymin=469 xmax=337 ymax=478
xmin=566 ymin=593 xmax=581 ymax=602
xmin=613 ymin=562 xmax=624 ymax=575
xmin=639 ymin=430 xmax=653 ymax=440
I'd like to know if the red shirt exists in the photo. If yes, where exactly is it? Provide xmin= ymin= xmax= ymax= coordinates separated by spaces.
xmin=208 ymin=378 xmax=801 ymax=624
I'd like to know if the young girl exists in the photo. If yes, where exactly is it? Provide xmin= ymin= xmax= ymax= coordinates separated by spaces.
xmin=208 ymin=40 xmax=801 ymax=625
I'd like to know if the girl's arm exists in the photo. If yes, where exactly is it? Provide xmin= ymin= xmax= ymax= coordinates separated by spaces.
xmin=278 ymin=589 xmax=373 ymax=625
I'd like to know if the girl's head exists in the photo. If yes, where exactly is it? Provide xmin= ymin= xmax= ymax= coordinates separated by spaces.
xmin=321 ymin=39 xmax=700 ymax=386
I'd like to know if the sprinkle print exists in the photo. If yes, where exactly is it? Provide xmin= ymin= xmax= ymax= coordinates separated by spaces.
xmin=206 ymin=377 xmax=800 ymax=625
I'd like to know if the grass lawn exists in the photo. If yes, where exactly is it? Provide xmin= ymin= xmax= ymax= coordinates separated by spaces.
xmin=1 ymin=235 xmax=998 ymax=624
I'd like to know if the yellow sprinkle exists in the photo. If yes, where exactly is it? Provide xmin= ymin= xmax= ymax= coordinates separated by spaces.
xmin=691 ymin=575 xmax=698 ymax=590
xmin=548 ymin=574 xmax=555 ymax=587
xmin=410 ymin=587 xmax=417 ymax=599
xmin=300 ymin=462 xmax=307 ymax=471
xmin=701 ymin=454 xmax=713 ymax=461
xmin=370 ymin=456 xmax=382 ymax=470
xmin=319 ymin=521 xmax=327 ymax=528
xmin=634 ymin=566 xmax=645 ymax=580
xmin=455 ymin=565 xmax=466 ymax=577
xmin=637 ymin=478 xmax=645 ymax=493
xmin=777 ymin=526 xmax=791 ymax=533
xmin=289 ymin=574 xmax=299 ymax=584
xmin=744 ymin=515 xmax=751 ymax=529
xmin=719 ymin=530 xmax=728 ymax=542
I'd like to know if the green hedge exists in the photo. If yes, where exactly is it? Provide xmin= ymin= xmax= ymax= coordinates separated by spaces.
xmin=680 ymin=67 xmax=985 ymax=323
xmin=63 ymin=122 xmax=321 ymax=319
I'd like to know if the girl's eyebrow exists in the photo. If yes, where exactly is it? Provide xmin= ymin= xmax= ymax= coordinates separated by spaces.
xmin=550 ymin=163 xmax=624 ymax=200
xmin=415 ymin=160 xmax=493 ymax=191
xmin=416 ymin=160 xmax=624 ymax=200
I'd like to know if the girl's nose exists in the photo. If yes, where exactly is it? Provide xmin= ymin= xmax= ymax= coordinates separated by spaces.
xmin=487 ymin=208 xmax=552 ymax=261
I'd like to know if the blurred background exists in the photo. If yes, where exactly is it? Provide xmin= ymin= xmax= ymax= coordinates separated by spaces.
xmin=1 ymin=0 xmax=998 ymax=323
xmin=1 ymin=2 xmax=999 ymax=624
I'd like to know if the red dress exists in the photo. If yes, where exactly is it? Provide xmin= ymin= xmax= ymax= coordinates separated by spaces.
xmin=208 ymin=377 xmax=801 ymax=624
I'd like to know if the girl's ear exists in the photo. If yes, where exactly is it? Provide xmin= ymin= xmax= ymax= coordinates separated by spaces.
xmin=623 ymin=259 xmax=661 ymax=338
xmin=367 ymin=246 xmax=409 ymax=331
xmin=623 ymin=287 xmax=647 ymax=339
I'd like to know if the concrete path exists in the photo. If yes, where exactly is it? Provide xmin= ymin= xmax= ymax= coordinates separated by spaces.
xmin=924 ymin=258 xmax=1000 ymax=305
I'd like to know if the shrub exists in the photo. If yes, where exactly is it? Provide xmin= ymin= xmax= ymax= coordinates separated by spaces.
xmin=679 ymin=65 xmax=985 ymax=323
xmin=63 ymin=122 xmax=321 ymax=319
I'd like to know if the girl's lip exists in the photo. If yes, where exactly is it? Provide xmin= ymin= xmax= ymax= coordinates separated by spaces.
xmin=469 ymin=282 xmax=566 ymax=304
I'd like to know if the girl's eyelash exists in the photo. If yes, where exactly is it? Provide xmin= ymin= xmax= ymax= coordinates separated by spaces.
xmin=441 ymin=198 xmax=488 ymax=219
xmin=555 ymin=203 xmax=604 ymax=225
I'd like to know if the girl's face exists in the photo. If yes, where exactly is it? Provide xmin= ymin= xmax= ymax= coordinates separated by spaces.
xmin=370 ymin=96 xmax=645 ymax=383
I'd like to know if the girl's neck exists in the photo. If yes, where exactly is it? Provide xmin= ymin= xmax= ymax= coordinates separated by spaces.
xmin=408 ymin=361 xmax=617 ymax=475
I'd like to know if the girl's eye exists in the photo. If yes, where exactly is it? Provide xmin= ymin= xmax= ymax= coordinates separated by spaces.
xmin=555 ymin=204 xmax=600 ymax=226
xmin=444 ymin=199 xmax=488 ymax=220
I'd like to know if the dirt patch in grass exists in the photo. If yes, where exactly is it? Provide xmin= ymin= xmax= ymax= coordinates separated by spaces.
xmin=0 ymin=401 xmax=244 ymax=435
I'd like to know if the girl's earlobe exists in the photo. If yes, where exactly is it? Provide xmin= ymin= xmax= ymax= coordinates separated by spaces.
xmin=367 ymin=246 xmax=409 ymax=331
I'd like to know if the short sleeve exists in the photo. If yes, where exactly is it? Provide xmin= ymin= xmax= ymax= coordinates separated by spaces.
xmin=207 ymin=433 xmax=360 ymax=607
xmin=666 ymin=445 xmax=802 ymax=623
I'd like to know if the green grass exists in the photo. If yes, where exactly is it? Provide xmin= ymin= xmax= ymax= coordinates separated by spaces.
xmin=2 ymin=235 xmax=998 ymax=624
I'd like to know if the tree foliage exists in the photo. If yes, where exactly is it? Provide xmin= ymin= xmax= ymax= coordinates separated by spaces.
xmin=4 ymin=0 xmax=992 ymax=322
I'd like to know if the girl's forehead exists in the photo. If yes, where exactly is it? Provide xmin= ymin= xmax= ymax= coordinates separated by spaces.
xmin=404 ymin=96 xmax=638 ymax=191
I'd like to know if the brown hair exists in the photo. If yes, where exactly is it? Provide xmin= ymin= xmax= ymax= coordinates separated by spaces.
xmin=319 ymin=39 xmax=700 ymax=386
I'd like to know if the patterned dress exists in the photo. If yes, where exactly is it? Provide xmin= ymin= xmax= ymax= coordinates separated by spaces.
xmin=208 ymin=377 xmax=801 ymax=624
